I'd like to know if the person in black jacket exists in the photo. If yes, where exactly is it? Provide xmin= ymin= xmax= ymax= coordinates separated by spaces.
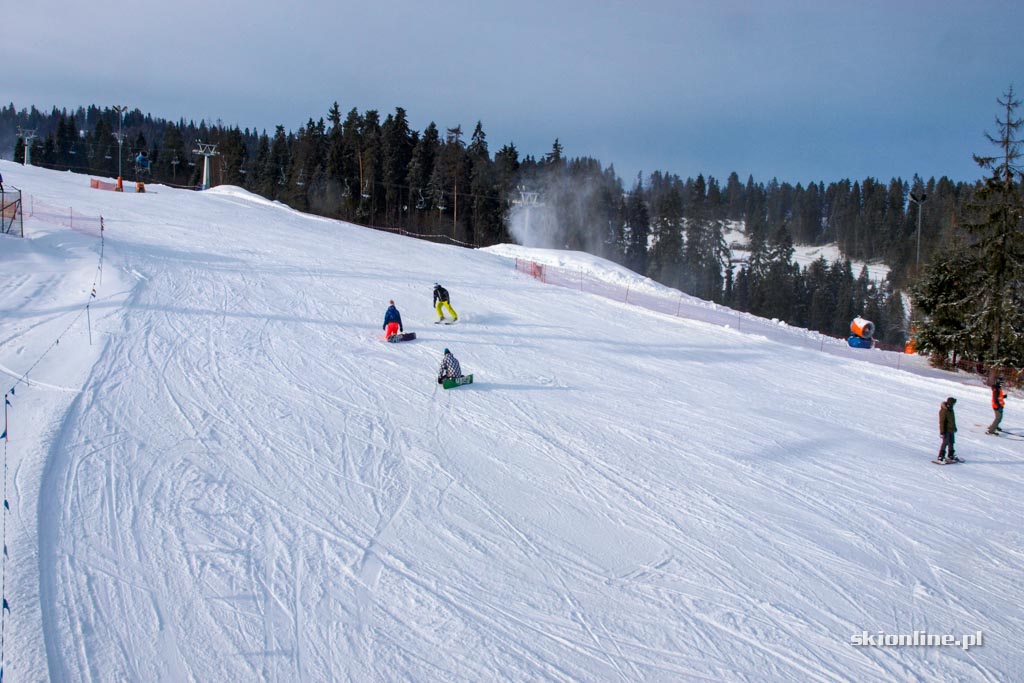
xmin=433 ymin=283 xmax=459 ymax=322
xmin=383 ymin=300 xmax=403 ymax=339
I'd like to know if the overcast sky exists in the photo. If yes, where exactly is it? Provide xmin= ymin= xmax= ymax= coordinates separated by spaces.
xmin=6 ymin=0 xmax=1024 ymax=185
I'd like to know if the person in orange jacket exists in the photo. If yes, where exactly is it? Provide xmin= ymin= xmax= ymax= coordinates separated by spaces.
xmin=987 ymin=378 xmax=1007 ymax=435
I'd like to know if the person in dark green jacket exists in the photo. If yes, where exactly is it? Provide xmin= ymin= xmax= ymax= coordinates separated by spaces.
xmin=938 ymin=397 xmax=959 ymax=463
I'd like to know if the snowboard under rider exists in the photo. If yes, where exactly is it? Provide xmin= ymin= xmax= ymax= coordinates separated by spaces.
xmin=433 ymin=283 xmax=458 ymax=322
xmin=938 ymin=397 xmax=959 ymax=463
xmin=437 ymin=348 xmax=463 ymax=384
xmin=987 ymin=378 xmax=1007 ymax=435
xmin=383 ymin=300 xmax=403 ymax=339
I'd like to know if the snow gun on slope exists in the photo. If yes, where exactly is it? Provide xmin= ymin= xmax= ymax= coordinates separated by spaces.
xmin=848 ymin=317 xmax=875 ymax=349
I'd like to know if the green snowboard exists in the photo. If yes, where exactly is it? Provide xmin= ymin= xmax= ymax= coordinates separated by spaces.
xmin=442 ymin=374 xmax=474 ymax=389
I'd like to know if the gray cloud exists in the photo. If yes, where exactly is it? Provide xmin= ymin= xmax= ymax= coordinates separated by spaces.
xmin=6 ymin=0 xmax=1024 ymax=183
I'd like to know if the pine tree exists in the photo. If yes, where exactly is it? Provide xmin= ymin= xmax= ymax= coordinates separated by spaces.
xmin=381 ymin=108 xmax=414 ymax=225
xmin=912 ymin=87 xmax=1024 ymax=367
xmin=962 ymin=87 xmax=1024 ymax=367
xmin=467 ymin=121 xmax=499 ymax=246
xmin=646 ymin=184 xmax=684 ymax=287
xmin=429 ymin=125 xmax=469 ymax=238
xmin=407 ymin=123 xmax=440 ymax=233
xmin=623 ymin=178 xmax=649 ymax=275
xmin=910 ymin=246 xmax=980 ymax=359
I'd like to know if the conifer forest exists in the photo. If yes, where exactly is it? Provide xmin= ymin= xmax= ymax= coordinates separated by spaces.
xmin=4 ymin=91 xmax=1021 ymax=365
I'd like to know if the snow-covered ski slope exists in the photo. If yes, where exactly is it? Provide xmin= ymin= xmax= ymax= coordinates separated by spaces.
xmin=1 ymin=161 xmax=1021 ymax=682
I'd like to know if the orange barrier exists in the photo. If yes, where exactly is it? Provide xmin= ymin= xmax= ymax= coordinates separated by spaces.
xmin=90 ymin=178 xmax=119 ymax=191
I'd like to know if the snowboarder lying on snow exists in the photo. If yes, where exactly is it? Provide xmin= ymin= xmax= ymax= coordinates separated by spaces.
xmin=383 ymin=300 xmax=403 ymax=339
xmin=938 ymin=397 xmax=959 ymax=463
xmin=437 ymin=348 xmax=462 ymax=384
xmin=433 ymin=283 xmax=458 ymax=322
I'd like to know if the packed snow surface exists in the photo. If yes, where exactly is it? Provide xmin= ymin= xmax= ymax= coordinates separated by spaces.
xmin=0 ymin=161 xmax=1020 ymax=681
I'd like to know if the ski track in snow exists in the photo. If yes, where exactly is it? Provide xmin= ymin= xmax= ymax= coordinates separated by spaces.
xmin=3 ymin=161 xmax=1022 ymax=681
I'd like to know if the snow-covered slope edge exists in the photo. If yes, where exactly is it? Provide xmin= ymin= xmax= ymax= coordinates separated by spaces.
xmin=1 ymin=161 xmax=1020 ymax=681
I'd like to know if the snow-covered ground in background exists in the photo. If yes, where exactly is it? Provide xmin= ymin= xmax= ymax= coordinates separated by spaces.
xmin=724 ymin=224 xmax=891 ymax=282
xmin=0 ymin=160 xmax=1020 ymax=681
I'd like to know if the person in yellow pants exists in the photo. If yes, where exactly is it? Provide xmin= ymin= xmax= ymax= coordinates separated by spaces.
xmin=433 ymin=283 xmax=458 ymax=322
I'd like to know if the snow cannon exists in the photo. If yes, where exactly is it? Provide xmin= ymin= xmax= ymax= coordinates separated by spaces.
xmin=848 ymin=317 xmax=875 ymax=349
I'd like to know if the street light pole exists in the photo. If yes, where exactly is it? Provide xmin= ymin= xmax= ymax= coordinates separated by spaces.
xmin=112 ymin=105 xmax=127 ymax=182
xmin=909 ymin=191 xmax=927 ymax=271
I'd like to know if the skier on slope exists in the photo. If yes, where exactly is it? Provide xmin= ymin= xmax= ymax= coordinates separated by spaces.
xmin=437 ymin=348 xmax=463 ymax=384
xmin=987 ymin=378 xmax=1007 ymax=435
xmin=383 ymin=299 xmax=404 ymax=340
xmin=937 ymin=397 xmax=960 ymax=463
xmin=433 ymin=283 xmax=458 ymax=322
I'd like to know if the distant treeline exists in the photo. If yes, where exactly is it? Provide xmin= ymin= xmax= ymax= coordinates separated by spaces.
xmin=1 ymin=103 xmax=981 ymax=345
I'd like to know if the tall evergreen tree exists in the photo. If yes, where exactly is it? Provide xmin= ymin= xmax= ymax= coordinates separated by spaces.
xmin=381 ymin=107 xmax=414 ymax=225
xmin=937 ymin=88 xmax=1024 ymax=366
xmin=407 ymin=122 xmax=440 ymax=233
xmin=646 ymin=184 xmax=684 ymax=287
xmin=623 ymin=178 xmax=649 ymax=275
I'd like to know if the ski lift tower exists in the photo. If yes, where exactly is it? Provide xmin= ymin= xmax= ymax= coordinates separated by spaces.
xmin=511 ymin=185 xmax=542 ymax=236
xmin=193 ymin=141 xmax=219 ymax=190
xmin=17 ymin=127 xmax=37 ymax=166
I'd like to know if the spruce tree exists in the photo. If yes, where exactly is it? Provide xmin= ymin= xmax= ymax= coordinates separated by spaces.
xmin=912 ymin=87 xmax=1024 ymax=367
xmin=381 ymin=108 xmax=414 ymax=225
xmin=647 ymin=184 xmax=684 ymax=287
xmin=963 ymin=87 xmax=1024 ymax=367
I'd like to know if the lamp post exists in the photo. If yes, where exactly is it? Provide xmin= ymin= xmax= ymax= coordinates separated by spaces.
xmin=909 ymin=191 xmax=927 ymax=271
xmin=112 ymin=105 xmax=127 ymax=181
